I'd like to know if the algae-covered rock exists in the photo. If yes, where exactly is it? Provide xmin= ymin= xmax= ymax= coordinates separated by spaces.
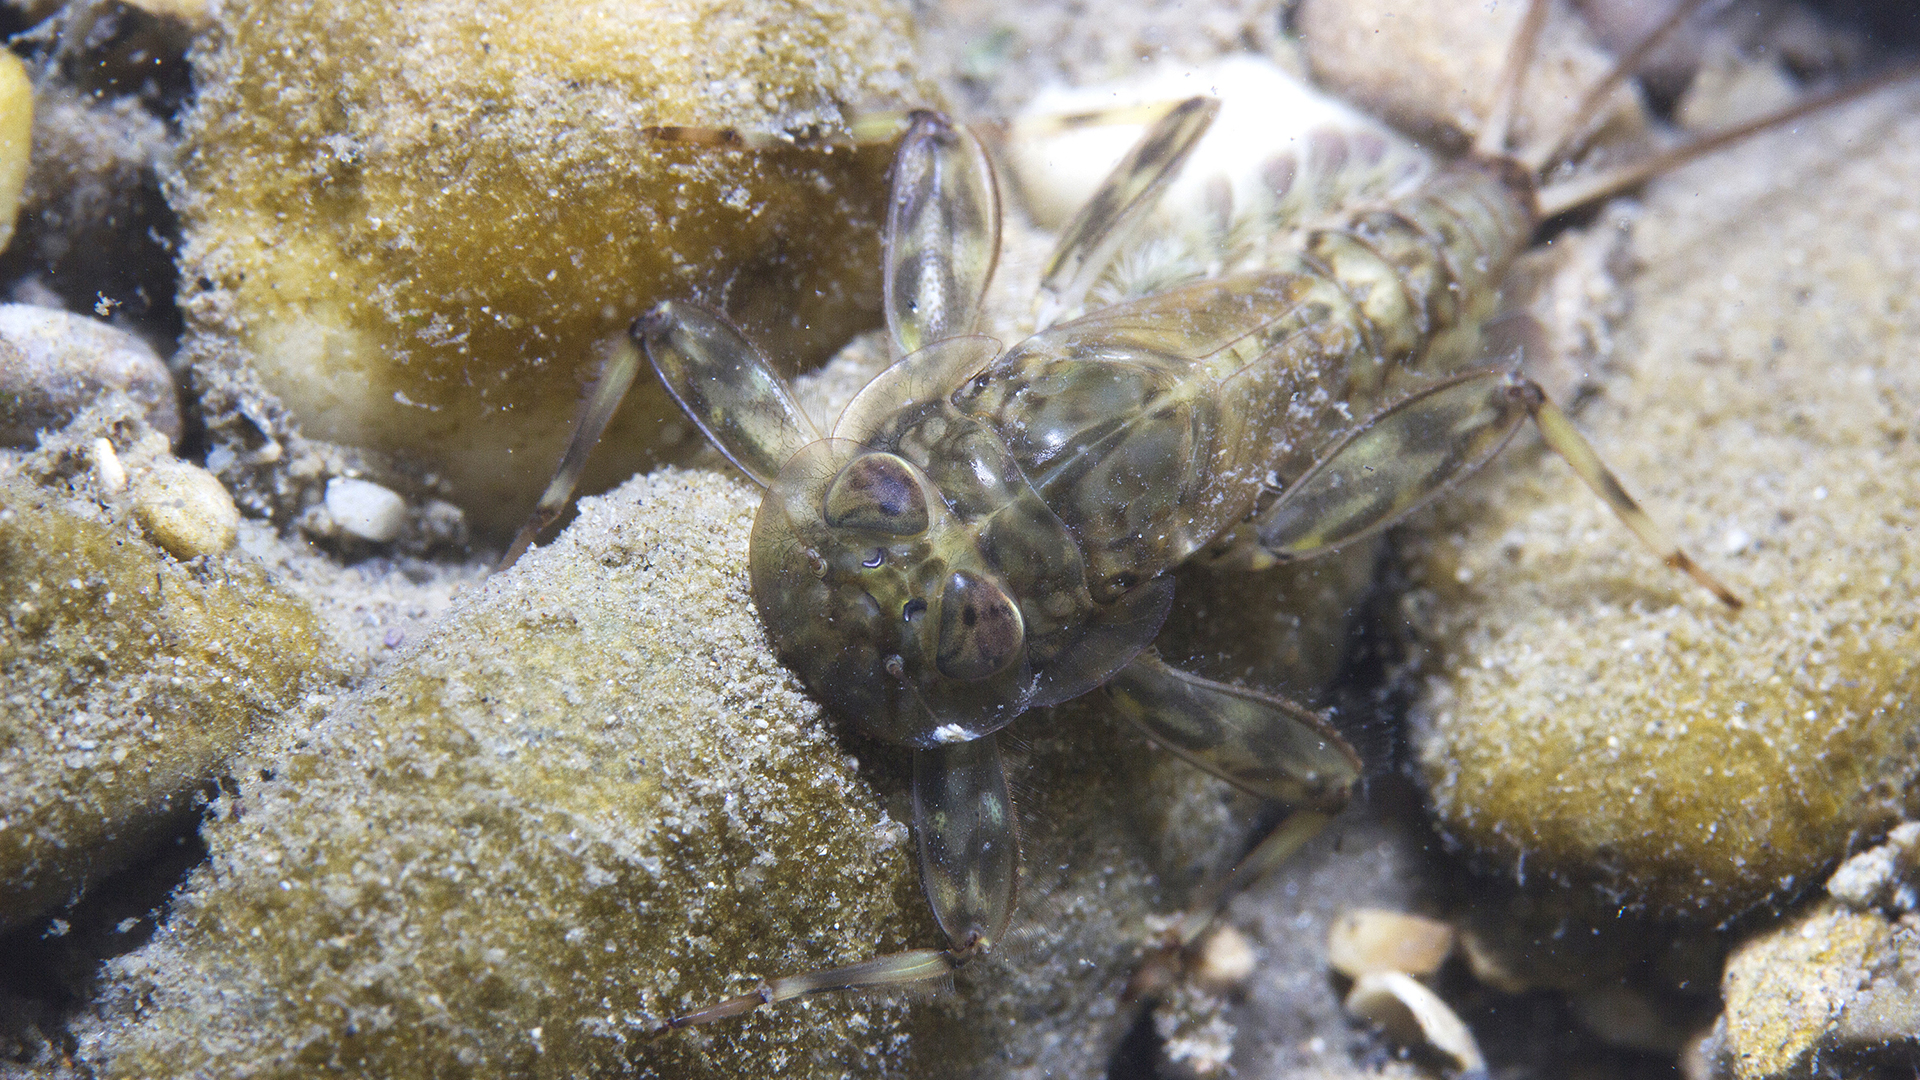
xmin=176 ymin=0 xmax=923 ymax=535
xmin=1407 ymin=81 xmax=1920 ymax=919
xmin=0 ymin=474 xmax=339 ymax=929
xmin=74 ymin=467 xmax=1273 ymax=1079
xmin=1708 ymin=901 xmax=1920 ymax=1080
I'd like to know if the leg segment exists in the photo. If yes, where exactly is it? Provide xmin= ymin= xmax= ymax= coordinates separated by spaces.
xmin=495 ymin=302 xmax=820 ymax=571
xmin=1239 ymin=368 xmax=1739 ymax=607
xmin=1034 ymin=96 xmax=1220 ymax=330
xmin=1104 ymin=651 xmax=1358 ymax=808
xmin=496 ymin=336 xmax=644 ymax=571
xmin=914 ymin=737 xmax=1019 ymax=955
xmin=884 ymin=112 xmax=1001 ymax=357
xmin=657 ymin=736 xmax=1019 ymax=1031
xmin=1105 ymin=652 xmax=1360 ymax=999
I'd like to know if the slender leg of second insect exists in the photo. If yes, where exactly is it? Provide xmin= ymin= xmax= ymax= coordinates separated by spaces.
xmin=657 ymin=737 xmax=1018 ymax=1030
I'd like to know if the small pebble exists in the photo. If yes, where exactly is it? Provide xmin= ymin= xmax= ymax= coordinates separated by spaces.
xmin=0 ymin=304 xmax=180 ymax=446
xmin=1327 ymin=907 xmax=1456 ymax=979
xmin=132 ymin=459 xmax=238 ymax=558
xmin=0 ymin=50 xmax=29 ymax=253
xmin=323 ymin=477 xmax=407 ymax=543
xmin=1192 ymin=924 xmax=1257 ymax=991
xmin=89 ymin=438 xmax=127 ymax=494
xmin=1827 ymin=822 xmax=1920 ymax=913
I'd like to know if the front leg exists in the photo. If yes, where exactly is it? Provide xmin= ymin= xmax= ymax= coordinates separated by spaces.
xmin=914 ymin=737 xmax=1019 ymax=957
xmin=656 ymin=736 xmax=1019 ymax=1030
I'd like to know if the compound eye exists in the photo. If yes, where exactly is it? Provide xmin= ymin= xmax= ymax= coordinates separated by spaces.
xmin=935 ymin=571 xmax=1024 ymax=681
xmin=823 ymin=452 xmax=930 ymax=535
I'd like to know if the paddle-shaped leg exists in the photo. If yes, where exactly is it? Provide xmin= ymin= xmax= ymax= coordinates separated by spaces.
xmin=1235 ymin=368 xmax=1740 ymax=607
xmin=914 ymin=737 xmax=1019 ymax=958
xmin=1105 ymin=652 xmax=1358 ymax=808
xmin=884 ymin=112 xmax=1001 ymax=357
xmin=1104 ymin=651 xmax=1360 ymax=998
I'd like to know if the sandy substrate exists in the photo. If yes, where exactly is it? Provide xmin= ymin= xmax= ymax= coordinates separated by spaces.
xmin=3 ymin=0 xmax=1917 ymax=1078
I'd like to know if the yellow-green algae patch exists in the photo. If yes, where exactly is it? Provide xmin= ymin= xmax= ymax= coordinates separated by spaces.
xmin=77 ymin=470 xmax=929 ymax=1078
xmin=1407 ymin=83 xmax=1920 ymax=920
xmin=0 ymin=475 xmax=340 ymax=929
xmin=1713 ymin=900 xmax=1912 ymax=1080
xmin=175 ymin=0 xmax=921 ymax=534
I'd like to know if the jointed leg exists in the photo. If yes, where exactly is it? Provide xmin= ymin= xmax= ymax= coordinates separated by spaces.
xmin=1244 ymin=368 xmax=1741 ymax=607
xmin=495 ymin=337 xmax=643 ymax=572
xmin=1034 ymin=96 xmax=1221 ymax=330
xmin=1104 ymin=652 xmax=1360 ymax=998
xmin=656 ymin=737 xmax=1020 ymax=1031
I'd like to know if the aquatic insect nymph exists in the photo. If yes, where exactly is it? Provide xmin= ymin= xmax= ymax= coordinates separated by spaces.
xmin=490 ymin=0 xmax=1876 ymax=1029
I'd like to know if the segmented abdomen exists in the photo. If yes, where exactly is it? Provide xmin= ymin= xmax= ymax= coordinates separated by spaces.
xmin=955 ymin=161 xmax=1536 ymax=600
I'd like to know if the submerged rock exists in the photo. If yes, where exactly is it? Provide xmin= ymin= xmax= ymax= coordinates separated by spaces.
xmin=8 ymin=76 xmax=181 ymax=335
xmin=0 ymin=304 xmax=180 ymax=448
xmin=1706 ymin=901 xmax=1920 ymax=1080
xmin=1296 ymin=0 xmax=1648 ymax=152
xmin=1406 ymin=79 xmax=1920 ymax=918
xmin=175 ymin=0 xmax=923 ymax=536
xmin=0 ymin=474 xmax=340 ymax=929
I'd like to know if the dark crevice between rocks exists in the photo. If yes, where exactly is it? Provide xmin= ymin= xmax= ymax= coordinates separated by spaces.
xmin=0 ymin=802 xmax=209 ymax=1072
xmin=1103 ymin=1004 xmax=1160 ymax=1080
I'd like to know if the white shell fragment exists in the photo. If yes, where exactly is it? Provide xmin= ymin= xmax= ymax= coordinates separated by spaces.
xmin=1192 ymin=924 xmax=1258 ymax=991
xmin=1344 ymin=971 xmax=1488 ymax=1079
xmin=0 ymin=305 xmax=181 ymax=446
xmin=322 ymin=477 xmax=408 ymax=543
xmin=1327 ymin=907 xmax=1457 ymax=979
xmin=89 ymin=437 xmax=127 ymax=495
xmin=132 ymin=459 xmax=239 ymax=559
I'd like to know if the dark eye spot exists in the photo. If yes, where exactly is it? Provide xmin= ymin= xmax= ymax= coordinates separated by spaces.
xmin=935 ymin=571 xmax=1023 ymax=681
xmin=903 ymin=597 xmax=926 ymax=621
xmin=824 ymin=453 xmax=930 ymax=535
xmin=1109 ymin=572 xmax=1138 ymax=591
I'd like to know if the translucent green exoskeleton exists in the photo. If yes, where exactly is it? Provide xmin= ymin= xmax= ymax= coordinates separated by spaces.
xmin=491 ymin=0 xmax=1864 ymax=1030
